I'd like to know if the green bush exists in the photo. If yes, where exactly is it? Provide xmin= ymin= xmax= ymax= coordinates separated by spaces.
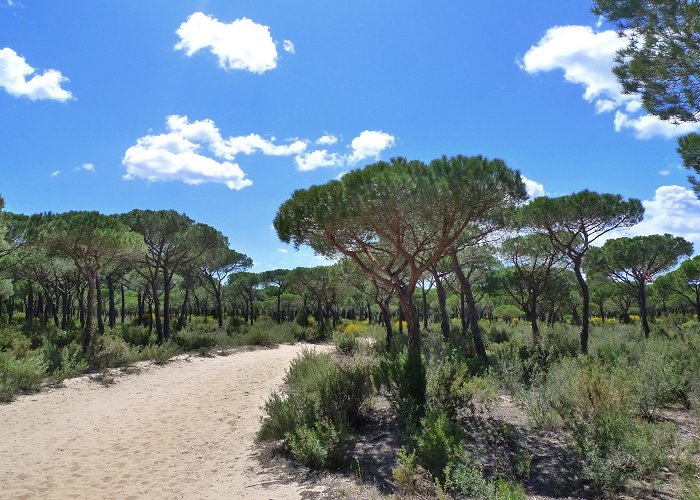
xmin=259 ymin=350 xmax=375 ymax=470
xmin=426 ymin=351 xmax=471 ymax=416
xmin=173 ymin=326 xmax=218 ymax=352
xmin=415 ymin=409 xmax=462 ymax=482
xmin=444 ymin=462 xmax=527 ymax=500
xmin=140 ymin=342 xmax=179 ymax=365
xmin=119 ymin=324 xmax=153 ymax=347
xmin=0 ymin=351 xmax=46 ymax=401
xmin=91 ymin=335 xmax=137 ymax=369
xmin=288 ymin=419 xmax=354 ymax=469
xmin=333 ymin=329 xmax=358 ymax=356
xmin=375 ymin=348 xmax=426 ymax=426
xmin=392 ymin=449 xmax=438 ymax=498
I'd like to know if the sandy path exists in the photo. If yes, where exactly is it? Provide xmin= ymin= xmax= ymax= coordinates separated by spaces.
xmin=0 ymin=344 xmax=328 ymax=499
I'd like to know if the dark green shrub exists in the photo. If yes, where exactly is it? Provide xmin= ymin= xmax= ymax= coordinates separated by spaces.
xmin=173 ymin=327 xmax=218 ymax=351
xmin=288 ymin=419 xmax=354 ymax=469
xmin=119 ymin=324 xmax=153 ymax=347
xmin=91 ymin=335 xmax=136 ymax=369
xmin=415 ymin=409 xmax=462 ymax=482
xmin=140 ymin=342 xmax=179 ymax=365
xmin=295 ymin=310 xmax=310 ymax=327
xmin=376 ymin=348 xmax=426 ymax=426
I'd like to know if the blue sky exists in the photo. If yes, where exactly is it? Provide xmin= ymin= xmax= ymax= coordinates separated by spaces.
xmin=2 ymin=0 xmax=699 ymax=270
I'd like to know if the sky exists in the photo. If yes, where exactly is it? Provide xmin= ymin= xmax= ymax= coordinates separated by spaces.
xmin=1 ymin=0 xmax=700 ymax=271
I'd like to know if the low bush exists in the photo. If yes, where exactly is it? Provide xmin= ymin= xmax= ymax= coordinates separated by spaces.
xmin=140 ymin=342 xmax=179 ymax=365
xmin=91 ymin=335 xmax=137 ymax=369
xmin=375 ymin=348 xmax=426 ymax=427
xmin=119 ymin=324 xmax=153 ymax=347
xmin=288 ymin=419 xmax=354 ymax=469
xmin=0 ymin=351 xmax=46 ymax=401
xmin=259 ymin=349 xmax=374 ymax=469
xmin=333 ymin=329 xmax=359 ymax=356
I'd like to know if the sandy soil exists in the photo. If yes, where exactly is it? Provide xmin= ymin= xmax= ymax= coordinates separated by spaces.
xmin=0 ymin=344 xmax=329 ymax=500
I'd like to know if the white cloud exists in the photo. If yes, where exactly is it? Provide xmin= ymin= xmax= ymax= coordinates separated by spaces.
xmin=599 ymin=185 xmax=700 ymax=250
xmin=283 ymin=40 xmax=295 ymax=54
xmin=521 ymin=25 xmax=700 ymax=139
xmin=0 ymin=47 xmax=71 ymax=101
xmin=294 ymin=130 xmax=396 ymax=171
xmin=165 ymin=114 xmax=306 ymax=158
xmin=277 ymin=248 xmax=289 ymax=254
xmin=522 ymin=175 xmax=545 ymax=199
xmin=659 ymin=169 xmax=671 ymax=176
xmin=175 ymin=12 xmax=279 ymax=74
xmin=81 ymin=162 xmax=94 ymax=172
xmin=316 ymin=134 xmax=338 ymax=145
xmin=49 ymin=170 xmax=60 ymax=177
xmin=295 ymin=150 xmax=343 ymax=171
xmin=348 ymin=130 xmax=396 ymax=164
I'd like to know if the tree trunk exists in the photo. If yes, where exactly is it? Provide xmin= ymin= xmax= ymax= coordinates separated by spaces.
xmin=397 ymin=286 xmax=420 ymax=351
xmin=96 ymin=273 xmax=105 ymax=334
xmin=215 ymin=286 xmax=223 ymax=329
xmin=162 ymin=273 xmax=172 ymax=341
xmin=107 ymin=274 xmax=116 ymax=328
xmin=120 ymin=285 xmax=125 ymax=324
xmin=151 ymin=279 xmax=163 ymax=343
xmin=530 ymin=290 xmax=541 ymax=344
xmin=574 ymin=260 xmax=590 ymax=354
xmin=432 ymin=270 xmax=450 ymax=340
xmin=449 ymin=248 xmax=488 ymax=366
xmin=176 ymin=286 xmax=190 ymax=331
xmin=83 ymin=270 xmax=96 ymax=353
xmin=638 ymin=282 xmax=651 ymax=339
xmin=379 ymin=299 xmax=393 ymax=351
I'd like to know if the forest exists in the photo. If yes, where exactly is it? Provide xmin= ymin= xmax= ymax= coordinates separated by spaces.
xmin=4 ymin=0 xmax=700 ymax=498
xmin=1 ymin=154 xmax=700 ymax=498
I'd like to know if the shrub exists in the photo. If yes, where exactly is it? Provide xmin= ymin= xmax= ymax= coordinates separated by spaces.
xmin=392 ymin=449 xmax=438 ymax=498
xmin=0 ymin=351 xmax=46 ymax=401
xmin=444 ymin=461 xmax=526 ymax=500
xmin=426 ymin=351 xmax=471 ymax=416
xmin=91 ymin=335 xmax=136 ymax=369
xmin=259 ymin=349 xmax=375 ymax=470
xmin=375 ymin=348 xmax=426 ymax=426
xmin=461 ymin=374 xmax=499 ymax=417
xmin=173 ymin=326 xmax=218 ymax=352
xmin=288 ymin=419 xmax=354 ymax=469
xmin=119 ymin=324 xmax=153 ymax=347
xmin=415 ymin=409 xmax=462 ymax=482
xmin=333 ymin=329 xmax=359 ymax=356
xmin=140 ymin=342 xmax=179 ymax=365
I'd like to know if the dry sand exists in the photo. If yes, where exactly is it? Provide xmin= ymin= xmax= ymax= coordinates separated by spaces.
xmin=0 ymin=344 xmax=329 ymax=499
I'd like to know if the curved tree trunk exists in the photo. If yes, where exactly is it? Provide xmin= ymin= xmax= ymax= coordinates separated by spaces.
xmin=96 ymin=273 xmax=105 ymax=334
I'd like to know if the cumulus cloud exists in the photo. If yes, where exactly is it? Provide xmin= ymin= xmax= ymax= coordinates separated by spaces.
xmin=81 ymin=163 xmax=94 ymax=172
xmin=49 ymin=170 xmax=60 ymax=177
xmin=599 ymin=185 xmax=700 ymax=250
xmin=522 ymin=175 xmax=545 ymax=199
xmin=175 ymin=12 xmax=279 ymax=74
xmin=123 ymin=115 xmax=311 ymax=189
xmin=521 ymin=25 xmax=700 ymax=139
xmin=294 ymin=130 xmax=396 ymax=171
xmin=295 ymin=150 xmax=343 ymax=171
xmin=0 ymin=47 xmax=71 ymax=101
xmin=316 ymin=134 xmax=338 ymax=145
xmin=283 ymin=40 xmax=295 ymax=54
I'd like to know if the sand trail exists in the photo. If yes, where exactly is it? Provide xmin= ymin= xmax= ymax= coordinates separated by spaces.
xmin=0 ymin=344 xmax=325 ymax=499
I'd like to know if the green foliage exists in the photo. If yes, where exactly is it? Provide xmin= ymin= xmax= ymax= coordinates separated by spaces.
xmin=392 ymin=449 xmax=438 ymax=498
xmin=118 ymin=324 xmax=153 ymax=347
xmin=288 ymin=419 xmax=354 ymax=469
xmin=139 ymin=342 xmax=178 ymax=365
xmin=0 ymin=351 xmax=46 ymax=401
xmin=91 ymin=335 xmax=137 ymax=369
xmin=375 ymin=347 xmax=427 ymax=426
xmin=444 ymin=461 xmax=526 ymax=500
xmin=173 ymin=324 xmax=219 ymax=352
xmin=415 ymin=409 xmax=462 ymax=481
xmin=333 ymin=329 xmax=359 ymax=356
xmin=259 ymin=349 xmax=374 ymax=470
